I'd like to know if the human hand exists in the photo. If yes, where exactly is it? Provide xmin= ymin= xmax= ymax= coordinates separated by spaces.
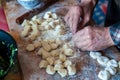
xmin=73 ymin=26 xmax=114 ymax=51
xmin=64 ymin=5 xmax=82 ymax=34
xmin=64 ymin=0 xmax=96 ymax=34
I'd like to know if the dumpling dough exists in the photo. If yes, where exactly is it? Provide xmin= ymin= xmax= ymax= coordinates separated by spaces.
xmin=46 ymin=57 xmax=54 ymax=65
xmin=89 ymin=51 xmax=102 ymax=59
xmin=98 ymin=70 xmax=110 ymax=80
xmin=59 ymin=54 xmax=66 ymax=62
xmin=26 ymin=44 xmax=35 ymax=51
xmin=39 ymin=60 xmax=49 ymax=68
xmin=64 ymin=48 xmax=74 ymax=57
xmin=54 ymin=59 xmax=62 ymax=65
xmin=58 ymin=69 xmax=67 ymax=78
xmin=41 ymin=41 xmax=52 ymax=52
xmin=105 ymin=66 xmax=117 ymax=75
xmin=67 ymin=65 xmax=76 ymax=76
xmin=97 ymin=56 xmax=109 ymax=66
xmin=54 ymin=63 xmax=63 ymax=71
xmin=46 ymin=65 xmax=55 ymax=75
xmin=107 ymin=59 xmax=118 ymax=68
xmin=64 ymin=60 xmax=72 ymax=68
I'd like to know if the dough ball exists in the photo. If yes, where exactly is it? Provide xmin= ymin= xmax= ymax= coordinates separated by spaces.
xmin=51 ymin=13 xmax=58 ymax=19
xmin=54 ymin=63 xmax=63 ymax=71
xmin=48 ymin=21 xmax=55 ymax=28
xmin=33 ymin=41 xmax=41 ymax=48
xmin=105 ymin=66 xmax=117 ymax=75
xmin=51 ymin=50 xmax=59 ymax=57
xmin=41 ymin=41 xmax=52 ymax=52
xmin=54 ymin=59 xmax=62 ymax=65
xmin=67 ymin=65 xmax=76 ymax=76
xmin=46 ymin=65 xmax=55 ymax=75
xmin=26 ymin=44 xmax=35 ymax=51
xmin=50 ymin=43 xmax=59 ymax=50
xmin=98 ymin=70 xmax=110 ymax=80
xmin=89 ymin=51 xmax=102 ymax=59
xmin=43 ymin=12 xmax=52 ymax=19
xmin=46 ymin=57 xmax=54 ymax=65
xmin=21 ymin=25 xmax=31 ymax=37
xmin=41 ymin=49 xmax=51 ymax=59
xmin=59 ymin=54 xmax=66 ymax=62
xmin=56 ymin=38 xmax=63 ymax=45
xmin=28 ymin=21 xmax=39 ymax=40
xmin=39 ymin=60 xmax=49 ymax=68
xmin=64 ymin=48 xmax=74 ymax=57
xmin=37 ymin=48 xmax=43 ymax=56
xmin=97 ymin=56 xmax=109 ymax=66
xmin=107 ymin=59 xmax=118 ymax=68
xmin=58 ymin=69 xmax=67 ymax=78
xmin=64 ymin=60 xmax=72 ymax=68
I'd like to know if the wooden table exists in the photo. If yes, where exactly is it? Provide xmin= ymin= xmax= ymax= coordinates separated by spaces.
xmin=3 ymin=0 xmax=120 ymax=80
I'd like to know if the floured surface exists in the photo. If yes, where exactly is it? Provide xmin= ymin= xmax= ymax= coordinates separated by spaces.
xmin=3 ymin=0 xmax=120 ymax=80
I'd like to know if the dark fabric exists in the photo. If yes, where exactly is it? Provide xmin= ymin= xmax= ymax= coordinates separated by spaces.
xmin=105 ymin=0 xmax=120 ymax=26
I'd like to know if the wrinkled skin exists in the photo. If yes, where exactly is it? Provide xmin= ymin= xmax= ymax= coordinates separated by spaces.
xmin=73 ymin=26 xmax=114 ymax=51
xmin=64 ymin=0 xmax=114 ymax=51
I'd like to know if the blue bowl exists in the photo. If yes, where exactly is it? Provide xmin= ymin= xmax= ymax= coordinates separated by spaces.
xmin=0 ymin=30 xmax=18 ymax=78
xmin=17 ymin=0 xmax=41 ymax=9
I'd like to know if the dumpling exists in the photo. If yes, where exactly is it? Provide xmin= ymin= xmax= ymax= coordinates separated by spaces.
xmin=58 ymin=69 xmax=67 ymax=77
xmin=46 ymin=65 xmax=55 ymax=75
xmin=67 ymin=65 xmax=76 ymax=76
xmin=39 ymin=60 xmax=49 ymax=68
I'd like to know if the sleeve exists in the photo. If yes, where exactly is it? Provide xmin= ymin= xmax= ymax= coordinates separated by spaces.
xmin=109 ymin=22 xmax=120 ymax=48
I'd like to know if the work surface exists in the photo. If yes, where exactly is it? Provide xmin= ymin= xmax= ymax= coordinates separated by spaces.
xmin=3 ymin=0 xmax=120 ymax=80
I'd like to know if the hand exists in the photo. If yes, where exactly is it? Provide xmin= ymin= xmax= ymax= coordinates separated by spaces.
xmin=64 ymin=0 xmax=96 ymax=34
xmin=73 ymin=26 xmax=114 ymax=51
xmin=64 ymin=5 xmax=82 ymax=34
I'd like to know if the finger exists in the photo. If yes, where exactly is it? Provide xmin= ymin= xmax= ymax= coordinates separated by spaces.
xmin=72 ymin=14 xmax=80 ymax=34
xmin=80 ymin=13 xmax=90 ymax=27
xmin=64 ymin=13 xmax=69 ymax=23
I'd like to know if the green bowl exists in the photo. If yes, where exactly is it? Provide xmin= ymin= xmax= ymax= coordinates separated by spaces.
xmin=0 ymin=30 xmax=18 ymax=78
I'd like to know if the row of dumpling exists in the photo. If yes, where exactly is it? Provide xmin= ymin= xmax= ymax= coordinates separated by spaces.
xmin=90 ymin=51 xmax=120 ymax=80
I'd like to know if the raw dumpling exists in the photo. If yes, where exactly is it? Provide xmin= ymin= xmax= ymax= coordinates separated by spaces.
xmin=64 ymin=48 xmax=74 ymax=57
xmin=107 ymin=59 xmax=118 ymax=68
xmin=98 ymin=70 xmax=110 ymax=80
xmin=26 ymin=44 xmax=35 ymax=51
xmin=33 ymin=40 xmax=41 ymax=48
xmin=105 ymin=66 xmax=117 ymax=75
xmin=97 ymin=56 xmax=109 ymax=66
xmin=64 ymin=60 xmax=72 ymax=68
xmin=46 ymin=57 xmax=54 ymax=65
xmin=39 ymin=60 xmax=49 ymax=68
xmin=58 ymin=69 xmax=67 ymax=77
xmin=46 ymin=65 xmax=55 ymax=75
xmin=67 ymin=65 xmax=76 ymax=76
xmin=59 ymin=54 xmax=66 ymax=62
xmin=89 ymin=51 xmax=102 ymax=59
xmin=51 ymin=49 xmax=59 ymax=57
xmin=41 ymin=41 xmax=52 ymax=52
xmin=50 ymin=43 xmax=59 ymax=50
xmin=54 ymin=59 xmax=62 ymax=65
xmin=54 ymin=63 xmax=63 ymax=71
